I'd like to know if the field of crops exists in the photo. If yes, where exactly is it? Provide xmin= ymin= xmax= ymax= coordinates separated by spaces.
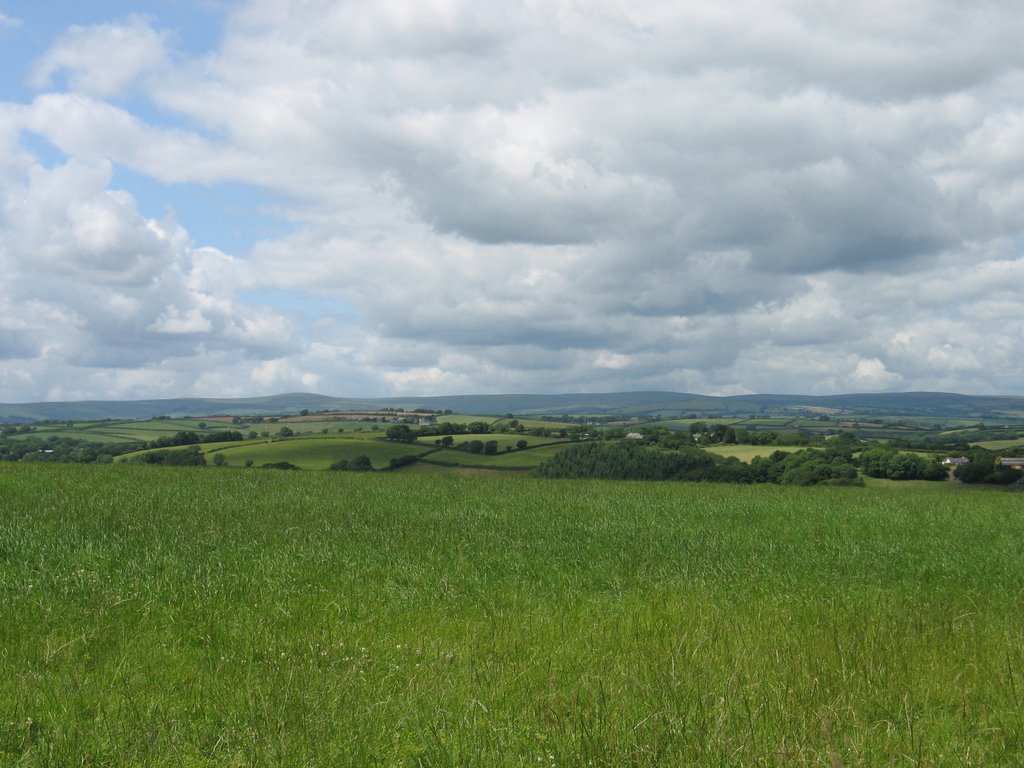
xmin=2 ymin=463 xmax=1023 ymax=766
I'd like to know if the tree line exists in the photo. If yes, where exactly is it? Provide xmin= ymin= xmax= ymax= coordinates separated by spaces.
xmin=533 ymin=441 xmax=866 ymax=486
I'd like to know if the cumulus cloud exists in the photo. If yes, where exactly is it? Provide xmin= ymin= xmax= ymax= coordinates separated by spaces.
xmin=3 ymin=0 xmax=1024 ymax=399
xmin=28 ymin=15 xmax=168 ymax=99
xmin=0 ymin=152 xmax=301 ymax=400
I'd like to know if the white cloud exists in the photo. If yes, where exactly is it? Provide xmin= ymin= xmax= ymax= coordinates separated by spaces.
xmin=853 ymin=358 xmax=903 ymax=389
xmin=3 ymin=0 xmax=1024 ymax=400
xmin=148 ymin=307 xmax=214 ymax=334
xmin=21 ymin=94 xmax=257 ymax=184
xmin=0 ymin=151 xmax=298 ymax=400
xmin=28 ymin=15 xmax=168 ymax=98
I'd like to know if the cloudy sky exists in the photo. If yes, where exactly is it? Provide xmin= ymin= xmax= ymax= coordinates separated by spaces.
xmin=1 ymin=0 xmax=1022 ymax=402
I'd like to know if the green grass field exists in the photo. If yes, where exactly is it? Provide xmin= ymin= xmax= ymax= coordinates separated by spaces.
xmin=971 ymin=439 xmax=1024 ymax=452
xmin=2 ymin=463 xmax=1023 ymax=766
xmin=203 ymin=437 xmax=432 ymax=470
xmin=704 ymin=444 xmax=802 ymax=462
xmin=419 ymin=442 xmax=573 ymax=469
xmin=417 ymin=434 xmax=565 ymax=450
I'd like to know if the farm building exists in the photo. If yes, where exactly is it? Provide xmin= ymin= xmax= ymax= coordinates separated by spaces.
xmin=998 ymin=457 xmax=1024 ymax=470
xmin=942 ymin=457 xmax=970 ymax=466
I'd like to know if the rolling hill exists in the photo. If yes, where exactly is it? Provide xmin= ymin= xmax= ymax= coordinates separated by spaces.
xmin=2 ymin=390 xmax=1024 ymax=423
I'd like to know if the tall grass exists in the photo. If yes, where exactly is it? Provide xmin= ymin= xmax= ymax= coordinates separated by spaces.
xmin=1 ymin=463 xmax=1022 ymax=766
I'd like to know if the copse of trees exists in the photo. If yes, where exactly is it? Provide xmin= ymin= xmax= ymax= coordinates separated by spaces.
xmin=385 ymin=424 xmax=419 ymax=443
xmin=534 ymin=442 xmax=721 ymax=482
xmin=750 ymin=449 xmax=861 ymax=486
xmin=0 ymin=435 xmax=136 ymax=463
xmin=644 ymin=423 xmax=839 ymax=449
xmin=859 ymin=446 xmax=947 ymax=481
xmin=534 ymin=442 xmax=861 ymax=486
xmin=130 ymin=446 xmax=207 ymax=466
xmin=1 ymin=424 xmax=36 ymax=435
xmin=329 ymin=455 xmax=373 ymax=471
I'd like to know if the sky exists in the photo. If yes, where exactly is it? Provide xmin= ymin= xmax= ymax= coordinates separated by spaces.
xmin=1 ymin=0 xmax=1023 ymax=403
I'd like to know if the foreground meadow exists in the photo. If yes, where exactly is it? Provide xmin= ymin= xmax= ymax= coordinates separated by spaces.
xmin=1 ymin=464 xmax=1022 ymax=766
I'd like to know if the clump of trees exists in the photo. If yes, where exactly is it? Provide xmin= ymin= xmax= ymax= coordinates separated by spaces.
xmin=329 ymin=455 xmax=373 ymax=471
xmin=1 ymin=424 xmax=36 ymax=436
xmin=748 ymin=448 xmax=862 ymax=486
xmin=534 ymin=442 xmax=862 ymax=486
xmin=534 ymin=442 xmax=720 ymax=481
xmin=387 ymin=455 xmax=419 ymax=470
xmin=131 ymin=446 xmax=207 ymax=466
xmin=385 ymin=424 xmax=419 ymax=442
xmin=859 ymin=446 xmax=947 ymax=481
xmin=0 ymin=435 xmax=135 ymax=464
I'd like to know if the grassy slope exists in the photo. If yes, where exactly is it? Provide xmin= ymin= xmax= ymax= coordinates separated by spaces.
xmin=420 ymin=442 xmax=572 ymax=469
xmin=204 ymin=437 xmax=431 ymax=470
xmin=2 ymin=464 xmax=1023 ymax=766
xmin=971 ymin=439 xmax=1024 ymax=452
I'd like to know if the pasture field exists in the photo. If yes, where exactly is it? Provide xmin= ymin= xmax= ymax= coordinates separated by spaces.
xmin=201 ymin=437 xmax=433 ymax=470
xmin=434 ymin=414 xmax=502 ymax=426
xmin=703 ymin=444 xmax=802 ymax=462
xmin=2 ymin=463 xmax=1023 ymax=766
xmin=731 ymin=417 xmax=796 ymax=427
xmin=2 ymin=429 xmax=123 ymax=443
xmin=273 ymin=419 xmax=391 ymax=434
xmin=499 ymin=418 xmax=576 ymax=430
xmin=417 ymin=434 xmax=565 ymax=450
xmin=419 ymin=442 xmax=573 ymax=470
xmin=971 ymin=439 xmax=1024 ymax=452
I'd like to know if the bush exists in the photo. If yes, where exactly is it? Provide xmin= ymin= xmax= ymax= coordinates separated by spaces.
xmin=329 ymin=455 xmax=373 ymax=471
xmin=133 ymin=446 xmax=207 ymax=466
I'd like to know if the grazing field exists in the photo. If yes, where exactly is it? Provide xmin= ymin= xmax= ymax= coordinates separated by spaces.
xmin=2 ymin=464 xmax=1023 ymax=766
xmin=971 ymin=439 xmax=1024 ymax=452
xmin=703 ymin=444 xmax=802 ymax=462
xmin=419 ymin=442 xmax=573 ymax=469
xmin=200 ymin=437 xmax=432 ymax=470
xmin=416 ymin=434 xmax=565 ymax=450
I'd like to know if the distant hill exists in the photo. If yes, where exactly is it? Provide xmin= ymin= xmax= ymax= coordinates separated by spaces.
xmin=1 ymin=390 xmax=1023 ymax=423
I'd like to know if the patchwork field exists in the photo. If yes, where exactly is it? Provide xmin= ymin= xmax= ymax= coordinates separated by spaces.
xmin=2 ymin=463 xmax=1022 ymax=766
